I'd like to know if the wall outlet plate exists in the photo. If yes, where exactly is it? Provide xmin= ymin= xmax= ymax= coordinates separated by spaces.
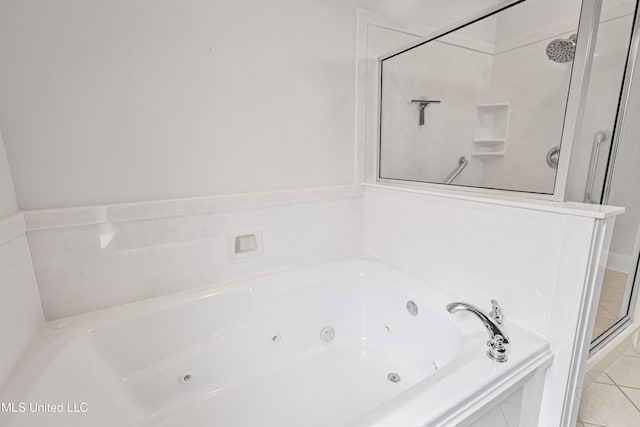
xmin=227 ymin=229 xmax=264 ymax=259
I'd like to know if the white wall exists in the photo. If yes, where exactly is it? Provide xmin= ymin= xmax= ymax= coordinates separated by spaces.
xmin=494 ymin=0 xmax=582 ymax=47
xmin=0 ymin=133 xmax=43 ymax=386
xmin=0 ymin=0 xmax=501 ymax=210
xmin=0 ymin=130 xmax=17 ymax=217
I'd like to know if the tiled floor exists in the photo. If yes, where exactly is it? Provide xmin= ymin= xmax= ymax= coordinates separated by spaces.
xmin=578 ymin=346 xmax=640 ymax=426
xmin=592 ymin=269 xmax=628 ymax=340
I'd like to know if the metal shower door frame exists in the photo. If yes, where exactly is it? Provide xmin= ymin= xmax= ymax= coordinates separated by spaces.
xmin=601 ymin=1 xmax=640 ymax=207
xmin=590 ymin=0 xmax=640 ymax=353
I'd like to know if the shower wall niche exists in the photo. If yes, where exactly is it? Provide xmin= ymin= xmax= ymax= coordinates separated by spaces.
xmin=378 ymin=0 xmax=584 ymax=195
xmin=471 ymin=103 xmax=509 ymax=160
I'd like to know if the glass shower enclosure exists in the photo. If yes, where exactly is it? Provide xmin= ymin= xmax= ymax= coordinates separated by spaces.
xmin=566 ymin=0 xmax=640 ymax=351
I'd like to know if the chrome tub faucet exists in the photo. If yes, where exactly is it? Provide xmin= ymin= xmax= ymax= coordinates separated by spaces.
xmin=446 ymin=300 xmax=509 ymax=362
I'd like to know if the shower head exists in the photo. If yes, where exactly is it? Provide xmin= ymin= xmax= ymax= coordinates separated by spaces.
xmin=546 ymin=34 xmax=577 ymax=63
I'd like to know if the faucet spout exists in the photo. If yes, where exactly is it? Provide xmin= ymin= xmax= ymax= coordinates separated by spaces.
xmin=446 ymin=302 xmax=510 ymax=344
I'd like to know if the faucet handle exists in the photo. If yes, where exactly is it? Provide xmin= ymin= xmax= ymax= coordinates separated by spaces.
xmin=447 ymin=300 xmax=510 ymax=362
xmin=489 ymin=299 xmax=504 ymax=326
xmin=487 ymin=334 xmax=508 ymax=362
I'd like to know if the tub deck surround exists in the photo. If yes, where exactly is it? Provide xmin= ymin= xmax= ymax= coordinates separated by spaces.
xmin=22 ymin=185 xmax=364 ymax=230
xmin=21 ymin=183 xmax=624 ymax=322
xmin=362 ymin=184 xmax=623 ymax=426
xmin=23 ymin=185 xmax=363 ymax=320
xmin=361 ymin=184 xmax=625 ymax=219
xmin=0 ymin=259 xmax=551 ymax=427
xmin=0 ymin=212 xmax=26 ymax=246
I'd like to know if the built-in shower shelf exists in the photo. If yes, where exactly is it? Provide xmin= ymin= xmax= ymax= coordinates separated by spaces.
xmin=475 ymin=103 xmax=510 ymax=109
xmin=471 ymin=151 xmax=505 ymax=161
xmin=471 ymin=138 xmax=506 ymax=161
xmin=472 ymin=103 xmax=510 ymax=162
xmin=472 ymin=138 xmax=506 ymax=145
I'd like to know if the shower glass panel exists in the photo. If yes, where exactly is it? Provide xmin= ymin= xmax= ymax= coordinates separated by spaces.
xmin=565 ymin=0 xmax=640 ymax=349
xmin=378 ymin=0 xmax=584 ymax=194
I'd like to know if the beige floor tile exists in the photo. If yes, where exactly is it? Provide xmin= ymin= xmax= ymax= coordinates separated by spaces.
xmin=593 ymin=317 xmax=616 ymax=340
xmin=586 ymin=369 xmax=606 ymax=382
xmin=595 ymin=373 xmax=615 ymax=385
xmin=596 ymin=304 xmax=618 ymax=320
xmin=599 ymin=287 xmax=625 ymax=303
xmin=579 ymin=383 xmax=640 ymax=426
xmin=607 ymin=356 xmax=640 ymax=388
xmin=601 ymin=299 xmax=626 ymax=317
xmin=603 ymin=269 xmax=628 ymax=290
xmin=624 ymin=347 xmax=640 ymax=358
xmin=604 ymin=267 xmax=628 ymax=278
xmin=621 ymin=386 xmax=640 ymax=410
xmin=589 ymin=269 xmax=628 ymax=340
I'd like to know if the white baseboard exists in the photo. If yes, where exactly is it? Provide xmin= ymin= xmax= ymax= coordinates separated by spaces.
xmin=607 ymin=251 xmax=635 ymax=274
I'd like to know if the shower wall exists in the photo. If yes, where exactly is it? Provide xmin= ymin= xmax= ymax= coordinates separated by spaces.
xmin=478 ymin=0 xmax=583 ymax=193
xmin=379 ymin=39 xmax=493 ymax=185
xmin=379 ymin=0 xmax=585 ymax=193
xmin=607 ymin=80 xmax=640 ymax=273
xmin=480 ymin=32 xmax=574 ymax=193
xmin=566 ymin=17 xmax=632 ymax=208
xmin=379 ymin=31 xmax=571 ymax=193
xmin=599 ymin=56 xmax=640 ymax=305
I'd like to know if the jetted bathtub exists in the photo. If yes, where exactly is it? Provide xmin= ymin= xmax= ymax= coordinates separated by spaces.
xmin=1 ymin=259 xmax=552 ymax=427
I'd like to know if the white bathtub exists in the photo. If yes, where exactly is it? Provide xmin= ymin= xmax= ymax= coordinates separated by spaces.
xmin=1 ymin=259 xmax=552 ymax=427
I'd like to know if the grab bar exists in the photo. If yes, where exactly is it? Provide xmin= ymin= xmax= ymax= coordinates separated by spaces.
xmin=444 ymin=156 xmax=468 ymax=184
xmin=584 ymin=130 xmax=609 ymax=204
